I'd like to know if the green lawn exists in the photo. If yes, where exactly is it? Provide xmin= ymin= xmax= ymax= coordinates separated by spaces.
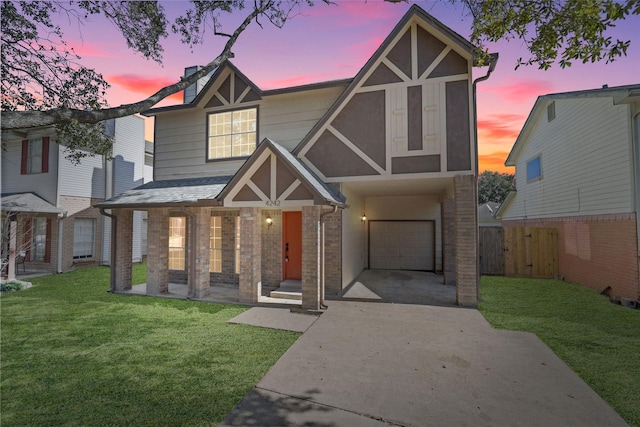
xmin=1 ymin=265 xmax=299 ymax=426
xmin=480 ymin=276 xmax=640 ymax=427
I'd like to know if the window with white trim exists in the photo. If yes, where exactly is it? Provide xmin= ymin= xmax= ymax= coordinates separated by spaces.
xmin=207 ymin=107 xmax=257 ymax=160
xmin=169 ymin=217 xmax=186 ymax=270
xmin=73 ymin=218 xmax=96 ymax=260
xmin=32 ymin=217 xmax=47 ymax=261
xmin=527 ymin=155 xmax=542 ymax=182
xmin=235 ymin=216 xmax=241 ymax=274
xmin=209 ymin=216 xmax=222 ymax=273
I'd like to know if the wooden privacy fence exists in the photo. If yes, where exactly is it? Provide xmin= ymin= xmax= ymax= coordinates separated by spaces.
xmin=504 ymin=227 xmax=558 ymax=278
xmin=479 ymin=226 xmax=504 ymax=275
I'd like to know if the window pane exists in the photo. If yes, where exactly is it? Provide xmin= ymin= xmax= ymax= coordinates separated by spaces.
xmin=31 ymin=217 xmax=46 ymax=261
xmin=73 ymin=218 xmax=95 ymax=259
xmin=527 ymin=157 xmax=542 ymax=182
xmin=209 ymin=216 xmax=221 ymax=272
xmin=235 ymin=216 xmax=241 ymax=274
xmin=207 ymin=108 xmax=257 ymax=160
xmin=169 ymin=217 xmax=186 ymax=270
xmin=28 ymin=139 xmax=42 ymax=174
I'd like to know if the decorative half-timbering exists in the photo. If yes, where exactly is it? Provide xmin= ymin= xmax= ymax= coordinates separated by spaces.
xmin=203 ymin=64 xmax=262 ymax=108
xmin=297 ymin=10 xmax=475 ymax=180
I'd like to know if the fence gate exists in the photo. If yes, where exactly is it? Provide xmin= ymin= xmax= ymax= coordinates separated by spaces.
xmin=479 ymin=227 xmax=504 ymax=275
xmin=504 ymin=227 xmax=558 ymax=278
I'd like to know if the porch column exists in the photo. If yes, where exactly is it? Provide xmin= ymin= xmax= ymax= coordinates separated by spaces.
xmin=454 ymin=175 xmax=478 ymax=306
xmin=147 ymin=208 xmax=169 ymax=295
xmin=187 ymin=207 xmax=211 ymax=299
xmin=302 ymin=205 xmax=322 ymax=310
xmin=239 ymin=207 xmax=261 ymax=304
xmin=113 ymin=208 xmax=133 ymax=291
xmin=441 ymin=196 xmax=456 ymax=285
xmin=7 ymin=219 xmax=17 ymax=280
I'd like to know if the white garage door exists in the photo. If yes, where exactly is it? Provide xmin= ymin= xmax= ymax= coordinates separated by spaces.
xmin=369 ymin=221 xmax=435 ymax=271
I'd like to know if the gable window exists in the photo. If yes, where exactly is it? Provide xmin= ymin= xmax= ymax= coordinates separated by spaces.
xmin=169 ymin=217 xmax=186 ymax=270
xmin=527 ymin=155 xmax=542 ymax=182
xmin=73 ymin=218 xmax=96 ymax=260
xmin=547 ymin=101 xmax=556 ymax=122
xmin=209 ymin=216 xmax=222 ymax=273
xmin=21 ymin=137 xmax=50 ymax=175
xmin=207 ymin=107 xmax=257 ymax=160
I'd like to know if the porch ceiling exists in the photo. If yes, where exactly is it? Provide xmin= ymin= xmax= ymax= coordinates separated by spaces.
xmin=342 ymin=177 xmax=455 ymax=197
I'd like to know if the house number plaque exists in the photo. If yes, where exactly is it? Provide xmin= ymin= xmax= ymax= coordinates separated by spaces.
xmin=265 ymin=200 xmax=281 ymax=206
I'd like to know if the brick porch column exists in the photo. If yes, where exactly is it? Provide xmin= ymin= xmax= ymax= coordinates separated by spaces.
xmin=441 ymin=196 xmax=456 ymax=286
xmin=147 ymin=208 xmax=169 ymax=295
xmin=114 ymin=208 xmax=133 ymax=291
xmin=454 ymin=175 xmax=478 ymax=306
xmin=302 ymin=205 xmax=322 ymax=310
xmin=239 ymin=207 xmax=261 ymax=304
xmin=187 ymin=207 xmax=211 ymax=299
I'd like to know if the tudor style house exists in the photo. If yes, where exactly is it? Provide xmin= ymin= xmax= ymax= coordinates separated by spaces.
xmin=498 ymin=84 xmax=640 ymax=302
xmin=1 ymin=116 xmax=150 ymax=277
xmin=97 ymin=5 xmax=496 ymax=308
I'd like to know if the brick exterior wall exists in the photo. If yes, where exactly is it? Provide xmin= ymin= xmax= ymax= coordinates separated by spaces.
xmin=454 ymin=175 xmax=478 ymax=306
xmin=113 ymin=208 xmax=133 ymax=291
xmin=503 ymin=213 xmax=640 ymax=300
xmin=187 ymin=206 xmax=211 ymax=299
xmin=441 ymin=197 xmax=456 ymax=285
xmin=239 ymin=207 xmax=262 ymax=304
xmin=302 ymin=205 xmax=321 ymax=310
xmin=59 ymin=196 xmax=104 ymax=272
xmin=323 ymin=209 xmax=342 ymax=295
xmin=261 ymin=209 xmax=282 ymax=292
xmin=147 ymin=208 xmax=169 ymax=294
xmin=217 ymin=210 xmax=240 ymax=285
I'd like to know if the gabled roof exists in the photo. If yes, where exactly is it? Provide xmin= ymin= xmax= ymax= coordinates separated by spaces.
xmin=505 ymin=83 xmax=640 ymax=166
xmin=143 ymin=60 xmax=352 ymax=116
xmin=217 ymin=138 xmax=346 ymax=207
xmin=94 ymin=176 xmax=232 ymax=209
xmin=1 ymin=192 xmax=66 ymax=215
xmin=293 ymin=4 xmax=479 ymax=155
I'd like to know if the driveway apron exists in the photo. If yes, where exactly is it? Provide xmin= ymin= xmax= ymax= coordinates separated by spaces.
xmin=221 ymin=301 xmax=627 ymax=427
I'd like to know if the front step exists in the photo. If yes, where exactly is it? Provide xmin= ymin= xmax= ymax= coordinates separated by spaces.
xmin=270 ymin=279 xmax=302 ymax=300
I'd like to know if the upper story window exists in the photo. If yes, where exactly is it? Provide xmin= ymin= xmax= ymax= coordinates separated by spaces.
xmin=21 ymin=137 xmax=49 ymax=175
xmin=547 ymin=101 xmax=556 ymax=122
xmin=526 ymin=155 xmax=542 ymax=182
xmin=207 ymin=107 xmax=257 ymax=160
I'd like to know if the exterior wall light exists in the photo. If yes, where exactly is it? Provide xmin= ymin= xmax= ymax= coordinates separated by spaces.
xmin=361 ymin=214 xmax=367 ymax=222
xmin=266 ymin=215 xmax=273 ymax=225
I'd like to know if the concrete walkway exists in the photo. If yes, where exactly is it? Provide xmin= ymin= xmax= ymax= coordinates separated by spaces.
xmin=221 ymin=301 xmax=627 ymax=427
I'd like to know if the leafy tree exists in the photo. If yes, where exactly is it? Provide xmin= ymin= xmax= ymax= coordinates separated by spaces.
xmin=1 ymin=0 xmax=638 ymax=160
xmin=478 ymin=171 xmax=515 ymax=205
xmin=464 ymin=0 xmax=639 ymax=69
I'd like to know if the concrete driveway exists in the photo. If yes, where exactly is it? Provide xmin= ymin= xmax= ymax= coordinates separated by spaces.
xmin=221 ymin=301 xmax=627 ymax=426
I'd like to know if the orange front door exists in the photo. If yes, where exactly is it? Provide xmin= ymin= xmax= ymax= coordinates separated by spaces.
xmin=283 ymin=211 xmax=302 ymax=280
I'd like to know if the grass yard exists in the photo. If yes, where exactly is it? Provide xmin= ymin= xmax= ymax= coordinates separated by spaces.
xmin=0 ymin=265 xmax=300 ymax=426
xmin=480 ymin=276 xmax=640 ymax=427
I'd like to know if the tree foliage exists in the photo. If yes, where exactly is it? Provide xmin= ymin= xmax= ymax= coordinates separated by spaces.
xmin=1 ymin=0 xmax=638 ymax=161
xmin=478 ymin=171 xmax=515 ymax=205
xmin=463 ymin=0 xmax=640 ymax=69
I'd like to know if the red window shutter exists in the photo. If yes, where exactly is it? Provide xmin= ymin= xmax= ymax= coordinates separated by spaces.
xmin=41 ymin=137 xmax=50 ymax=173
xmin=21 ymin=140 xmax=28 ymax=174
xmin=24 ymin=218 xmax=32 ymax=261
xmin=44 ymin=218 xmax=52 ymax=263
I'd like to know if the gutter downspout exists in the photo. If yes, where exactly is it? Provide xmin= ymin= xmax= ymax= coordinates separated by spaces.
xmin=472 ymin=53 xmax=499 ymax=300
xmin=319 ymin=204 xmax=338 ymax=309
xmin=56 ymin=212 xmax=67 ymax=273
xmin=100 ymin=208 xmax=117 ymax=293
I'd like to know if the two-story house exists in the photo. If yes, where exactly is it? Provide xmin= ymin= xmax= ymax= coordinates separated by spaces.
xmin=97 ymin=5 xmax=496 ymax=309
xmin=498 ymin=84 xmax=640 ymax=303
xmin=1 ymin=116 xmax=148 ymax=277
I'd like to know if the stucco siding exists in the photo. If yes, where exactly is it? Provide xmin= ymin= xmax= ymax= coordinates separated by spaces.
xmin=503 ymin=97 xmax=633 ymax=220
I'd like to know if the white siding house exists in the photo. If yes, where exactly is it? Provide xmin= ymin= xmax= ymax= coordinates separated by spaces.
xmin=1 ymin=116 xmax=149 ymax=276
xmin=499 ymin=84 xmax=640 ymax=301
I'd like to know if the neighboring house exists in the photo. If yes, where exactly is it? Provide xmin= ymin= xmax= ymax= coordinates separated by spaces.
xmin=97 ymin=6 xmax=497 ymax=308
xmin=498 ymin=84 xmax=640 ymax=301
xmin=1 ymin=116 xmax=148 ymax=276
xmin=478 ymin=202 xmax=500 ymax=227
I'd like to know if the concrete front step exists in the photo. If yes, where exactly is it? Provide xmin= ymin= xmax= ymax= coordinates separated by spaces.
xmin=270 ymin=290 xmax=302 ymax=300
xmin=270 ymin=280 xmax=302 ymax=300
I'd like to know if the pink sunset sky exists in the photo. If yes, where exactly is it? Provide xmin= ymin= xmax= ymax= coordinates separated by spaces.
xmin=58 ymin=0 xmax=640 ymax=173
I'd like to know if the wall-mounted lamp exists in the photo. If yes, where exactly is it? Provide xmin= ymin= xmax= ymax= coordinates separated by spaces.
xmin=361 ymin=214 xmax=367 ymax=222
xmin=266 ymin=215 xmax=273 ymax=226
